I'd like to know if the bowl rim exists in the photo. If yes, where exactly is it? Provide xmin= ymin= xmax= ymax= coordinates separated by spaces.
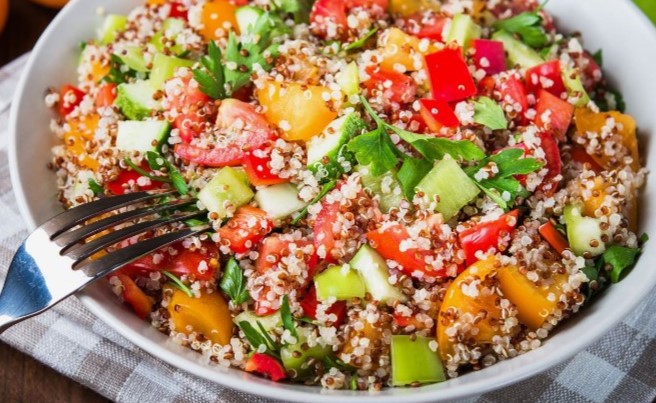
xmin=7 ymin=0 xmax=656 ymax=402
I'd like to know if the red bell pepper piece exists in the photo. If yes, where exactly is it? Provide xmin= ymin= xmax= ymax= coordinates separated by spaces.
xmin=245 ymin=353 xmax=287 ymax=382
xmin=539 ymin=221 xmax=569 ymax=255
xmin=473 ymin=39 xmax=507 ymax=76
xmin=168 ymin=2 xmax=188 ymax=20
xmin=363 ymin=66 xmax=417 ymax=104
xmin=58 ymin=84 xmax=86 ymax=117
xmin=218 ymin=206 xmax=273 ymax=254
xmin=498 ymin=74 xmax=529 ymax=124
xmin=95 ymin=83 xmax=117 ymax=108
xmin=458 ymin=210 xmax=520 ymax=266
xmin=534 ymin=89 xmax=574 ymax=142
xmin=243 ymin=151 xmax=289 ymax=187
xmin=106 ymin=165 xmax=163 ymax=195
xmin=525 ymin=60 xmax=567 ymax=98
xmin=536 ymin=131 xmax=563 ymax=196
xmin=418 ymin=99 xmax=460 ymax=133
xmin=425 ymin=46 xmax=477 ymax=102
xmin=110 ymin=274 xmax=154 ymax=320
xmin=299 ymin=284 xmax=347 ymax=327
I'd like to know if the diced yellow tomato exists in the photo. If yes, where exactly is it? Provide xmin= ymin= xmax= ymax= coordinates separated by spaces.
xmin=166 ymin=286 xmax=234 ymax=346
xmin=581 ymin=176 xmax=607 ymax=218
xmin=340 ymin=321 xmax=386 ymax=368
xmin=497 ymin=265 xmax=568 ymax=330
xmin=379 ymin=28 xmax=437 ymax=72
xmin=256 ymin=80 xmax=338 ymax=141
xmin=200 ymin=0 xmax=240 ymax=41
xmin=90 ymin=60 xmax=111 ymax=83
xmin=64 ymin=114 xmax=100 ymax=171
xmin=574 ymin=108 xmax=640 ymax=171
xmin=389 ymin=0 xmax=440 ymax=17
xmin=437 ymin=257 xmax=503 ymax=361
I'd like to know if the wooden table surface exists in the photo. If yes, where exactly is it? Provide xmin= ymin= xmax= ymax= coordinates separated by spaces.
xmin=0 ymin=1 xmax=109 ymax=402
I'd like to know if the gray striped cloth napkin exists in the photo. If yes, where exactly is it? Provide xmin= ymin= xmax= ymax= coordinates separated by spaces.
xmin=0 ymin=54 xmax=654 ymax=403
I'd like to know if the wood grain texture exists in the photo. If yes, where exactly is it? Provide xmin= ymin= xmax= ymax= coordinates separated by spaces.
xmin=0 ymin=2 xmax=109 ymax=402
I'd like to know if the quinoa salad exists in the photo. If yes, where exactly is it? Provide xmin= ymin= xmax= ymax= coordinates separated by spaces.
xmin=48 ymin=0 xmax=648 ymax=390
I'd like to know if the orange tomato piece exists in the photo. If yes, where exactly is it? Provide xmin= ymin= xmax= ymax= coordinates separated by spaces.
xmin=581 ymin=176 xmax=607 ymax=218
xmin=379 ymin=27 xmax=437 ymax=72
xmin=389 ymin=0 xmax=440 ymax=17
xmin=111 ymin=274 xmax=154 ymax=320
xmin=200 ymin=0 xmax=240 ymax=41
xmin=64 ymin=114 xmax=100 ymax=171
xmin=256 ymin=80 xmax=338 ymax=141
xmin=166 ymin=286 xmax=234 ymax=346
xmin=90 ymin=60 xmax=111 ymax=83
xmin=574 ymin=107 xmax=640 ymax=171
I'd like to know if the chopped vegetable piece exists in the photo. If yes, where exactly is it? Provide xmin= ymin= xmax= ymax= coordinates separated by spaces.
xmin=539 ymin=221 xmax=569 ymax=255
xmin=458 ymin=210 xmax=520 ymax=266
xmin=391 ymin=335 xmax=445 ymax=386
xmin=425 ymin=46 xmax=478 ymax=102
xmin=245 ymin=353 xmax=287 ymax=382
xmin=314 ymin=265 xmax=366 ymax=301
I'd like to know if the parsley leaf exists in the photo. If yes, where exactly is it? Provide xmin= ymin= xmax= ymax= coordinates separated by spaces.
xmin=390 ymin=126 xmax=486 ymax=162
xmin=343 ymin=27 xmax=379 ymax=52
xmin=465 ymin=148 xmax=543 ymax=210
xmin=193 ymin=40 xmax=226 ymax=100
xmin=88 ymin=179 xmax=104 ymax=196
xmin=238 ymin=320 xmax=281 ymax=357
xmin=163 ymin=271 xmax=194 ymax=297
xmin=101 ymin=54 xmax=137 ymax=85
xmin=273 ymin=0 xmax=314 ymax=23
xmin=323 ymin=355 xmax=356 ymax=373
xmin=280 ymin=295 xmax=299 ymax=340
xmin=603 ymin=245 xmax=642 ymax=283
xmin=472 ymin=97 xmax=508 ymax=130
xmin=494 ymin=11 xmax=549 ymax=48
xmin=292 ymin=180 xmax=337 ymax=224
xmin=145 ymin=151 xmax=189 ymax=195
xmin=396 ymin=157 xmax=432 ymax=200
xmin=220 ymin=258 xmax=250 ymax=305
xmin=347 ymin=129 xmax=400 ymax=176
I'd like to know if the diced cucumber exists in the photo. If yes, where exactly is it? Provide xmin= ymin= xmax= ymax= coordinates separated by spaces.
xmin=563 ymin=68 xmax=591 ymax=107
xmin=306 ymin=113 xmax=365 ymax=182
xmin=198 ymin=167 xmax=255 ymax=219
xmin=492 ymin=30 xmax=544 ymax=69
xmin=99 ymin=14 xmax=128 ymax=45
xmin=115 ymin=80 xmax=161 ymax=121
xmin=149 ymin=53 xmax=195 ymax=90
xmin=233 ymin=310 xmax=282 ymax=331
xmin=350 ymin=245 xmax=406 ymax=305
xmin=314 ymin=265 xmax=366 ymax=301
xmin=151 ymin=18 xmax=186 ymax=54
xmin=232 ymin=167 xmax=250 ymax=187
xmin=416 ymin=156 xmax=480 ymax=221
xmin=254 ymin=183 xmax=308 ymax=220
xmin=357 ymin=165 xmax=404 ymax=213
xmin=564 ymin=204 xmax=606 ymax=257
xmin=281 ymin=329 xmax=331 ymax=380
xmin=116 ymin=120 xmax=171 ymax=153
xmin=446 ymin=14 xmax=482 ymax=52
xmin=236 ymin=6 xmax=264 ymax=34
xmin=117 ymin=46 xmax=149 ymax=73
xmin=336 ymin=62 xmax=360 ymax=97
xmin=391 ymin=335 xmax=445 ymax=386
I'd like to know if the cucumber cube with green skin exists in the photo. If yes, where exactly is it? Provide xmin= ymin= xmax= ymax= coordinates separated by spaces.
xmin=391 ymin=335 xmax=445 ymax=386
xmin=115 ymin=80 xmax=161 ymax=121
xmin=151 ymin=18 xmax=186 ymax=54
xmin=235 ymin=6 xmax=265 ymax=34
xmin=281 ymin=330 xmax=332 ymax=379
xmin=255 ymin=183 xmax=308 ymax=220
xmin=562 ymin=68 xmax=591 ymax=107
xmin=198 ymin=167 xmax=255 ymax=219
xmin=99 ymin=14 xmax=128 ymax=45
xmin=116 ymin=120 xmax=171 ymax=153
xmin=350 ymin=245 xmax=406 ymax=305
xmin=564 ymin=204 xmax=606 ymax=257
xmin=314 ymin=265 xmax=366 ymax=301
xmin=492 ymin=31 xmax=544 ymax=69
xmin=447 ymin=14 xmax=482 ymax=52
xmin=233 ymin=310 xmax=282 ymax=331
xmin=117 ymin=46 xmax=150 ymax=73
xmin=357 ymin=165 xmax=404 ymax=213
xmin=336 ymin=62 xmax=360 ymax=97
xmin=416 ymin=156 xmax=480 ymax=221
xmin=149 ymin=53 xmax=195 ymax=90
xmin=306 ymin=113 xmax=365 ymax=182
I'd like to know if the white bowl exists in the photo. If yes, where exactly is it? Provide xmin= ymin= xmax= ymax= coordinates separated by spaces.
xmin=8 ymin=0 xmax=656 ymax=401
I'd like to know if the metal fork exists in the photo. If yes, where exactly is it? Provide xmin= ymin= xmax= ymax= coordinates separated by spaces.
xmin=0 ymin=189 xmax=211 ymax=333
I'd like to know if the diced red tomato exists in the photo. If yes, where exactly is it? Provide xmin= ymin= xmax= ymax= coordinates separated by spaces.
xmin=119 ymin=242 xmax=218 ymax=281
xmin=168 ymin=2 xmax=188 ymax=20
xmin=254 ymin=302 xmax=279 ymax=317
xmin=425 ymin=46 xmax=477 ymax=102
xmin=313 ymin=202 xmax=340 ymax=265
xmin=175 ymin=113 xmax=208 ymax=144
xmin=363 ymin=66 xmax=417 ymax=104
xmin=473 ymin=39 xmax=507 ymax=76
xmin=109 ymin=274 xmax=154 ymax=320
xmin=95 ymin=83 xmax=117 ymax=108
xmin=539 ymin=221 xmax=569 ymax=255
xmin=245 ymin=353 xmax=287 ymax=382
xmin=166 ymin=76 xmax=212 ymax=143
xmin=243 ymin=151 xmax=289 ymax=187
xmin=255 ymin=235 xmax=315 ymax=274
xmin=105 ymin=165 xmax=163 ymax=195
xmin=458 ymin=210 xmax=520 ymax=266
xmin=218 ymin=206 xmax=273 ymax=254
xmin=536 ymin=131 xmax=562 ymax=196
xmin=497 ymin=74 xmax=529 ymax=124
xmin=534 ymin=89 xmax=574 ymax=142
xmin=299 ymin=284 xmax=348 ymax=327
xmin=419 ymin=99 xmax=460 ymax=132
xmin=174 ymin=99 xmax=276 ymax=167
xmin=570 ymin=145 xmax=603 ymax=173
xmin=59 ymin=84 xmax=86 ymax=117
xmin=415 ymin=15 xmax=448 ymax=41
xmin=525 ymin=60 xmax=567 ymax=98
xmin=310 ymin=0 xmax=348 ymax=39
